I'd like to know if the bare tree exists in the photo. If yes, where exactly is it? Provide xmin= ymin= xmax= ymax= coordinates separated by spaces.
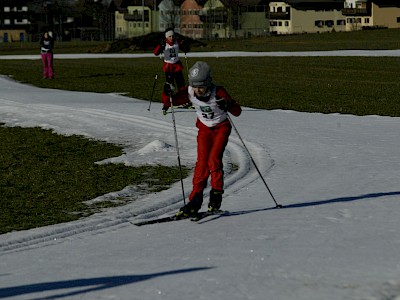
xmin=159 ymin=0 xmax=180 ymax=31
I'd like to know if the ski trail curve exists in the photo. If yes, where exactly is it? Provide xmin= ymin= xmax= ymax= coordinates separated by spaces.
xmin=0 ymin=99 xmax=274 ymax=253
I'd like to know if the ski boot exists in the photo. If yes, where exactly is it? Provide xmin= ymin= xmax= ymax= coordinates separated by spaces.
xmin=208 ymin=189 xmax=223 ymax=212
xmin=162 ymin=106 xmax=169 ymax=115
xmin=176 ymin=193 xmax=203 ymax=218
xmin=178 ymin=102 xmax=193 ymax=109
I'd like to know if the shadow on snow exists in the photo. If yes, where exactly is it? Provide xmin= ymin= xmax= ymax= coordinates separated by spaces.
xmin=283 ymin=191 xmax=400 ymax=209
xmin=198 ymin=191 xmax=400 ymax=223
xmin=0 ymin=267 xmax=212 ymax=299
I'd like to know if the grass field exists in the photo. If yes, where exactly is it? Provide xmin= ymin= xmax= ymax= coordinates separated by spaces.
xmin=2 ymin=55 xmax=399 ymax=117
xmin=1 ymin=29 xmax=400 ymax=233
xmin=2 ymin=28 xmax=400 ymax=54
xmin=0 ymin=125 xmax=188 ymax=234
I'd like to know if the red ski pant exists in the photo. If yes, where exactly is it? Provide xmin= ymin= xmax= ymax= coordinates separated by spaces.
xmin=189 ymin=119 xmax=231 ymax=201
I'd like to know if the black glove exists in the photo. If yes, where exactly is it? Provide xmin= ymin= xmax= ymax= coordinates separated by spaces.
xmin=181 ymin=40 xmax=190 ymax=54
xmin=164 ymin=83 xmax=174 ymax=96
xmin=160 ymin=39 xmax=166 ymax=48
xmin=216 ymin=98 xmax=228 ymax=112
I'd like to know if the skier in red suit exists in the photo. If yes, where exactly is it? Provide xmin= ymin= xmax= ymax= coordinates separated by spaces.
xmin=154 ymin=28 xmax=189 ymax=97
xmin=162 ymin=61 xmax=242 ymax=217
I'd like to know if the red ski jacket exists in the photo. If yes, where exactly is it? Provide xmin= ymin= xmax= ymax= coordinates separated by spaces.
xmin=154 ymin=38 xmax=189 ymax=73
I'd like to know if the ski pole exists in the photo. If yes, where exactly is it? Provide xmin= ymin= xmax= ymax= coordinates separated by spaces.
xmin=184 ymin=54 xmax=189 ymax=74
xmin=147 ymin=74 xmax=158 ymax=111
xmin=227 ymin=114 xmax=283 ymax=208
xmin=169 ymin=95 xmax=186 ymax=206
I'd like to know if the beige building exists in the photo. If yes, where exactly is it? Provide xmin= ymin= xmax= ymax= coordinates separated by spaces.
xmin=369 ymin=1 xmax=400 ymax=29
xmin=342 ymin=0 xmax=400 ymax=31
xmin=115 ymin=7 xmax=152 ymax=38
xmin=110 ymin=0 xmax=400 ymax=39
xmin=269 ymin=1 xmax=346 ymax=34
xmin=269 ymin=0 xmax=400 ymax=34
xmin=112 ymin=0 xmax=156 ymax=39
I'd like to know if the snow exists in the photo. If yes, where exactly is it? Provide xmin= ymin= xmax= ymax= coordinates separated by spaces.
xmin=1 ymin=51 xmax=400 ymax=300
xmin=1 ymin=49 xmax=400 ymax=61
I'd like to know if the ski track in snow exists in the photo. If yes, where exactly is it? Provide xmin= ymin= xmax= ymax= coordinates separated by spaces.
xmin=0 ymin=98 xmax=273 ymax=254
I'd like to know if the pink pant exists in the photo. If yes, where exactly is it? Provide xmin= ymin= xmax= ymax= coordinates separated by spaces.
xmin=41 ymin=52 xmax=54 ymax=78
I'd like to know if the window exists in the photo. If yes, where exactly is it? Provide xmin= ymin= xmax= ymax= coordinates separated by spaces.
xmin=4 ymin=7 xmax=10 ymax=12
xmin=315 ymin=20 xmax=323 ymax=27
xmin=285 ymin=21 xmax=289 ymax=27
xmin=325 ymin=20 xmax=334 ymax=27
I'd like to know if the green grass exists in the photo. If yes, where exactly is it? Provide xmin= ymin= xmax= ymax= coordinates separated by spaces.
xmin=2 ymin=55 xmax=400 ymax=116
xmin=200 ymin=29 xmax=400 ymax=52
xmin=2 ymin=29 xmax=400 ymax=54
xmin=0 ymin=125 xmax=188 ymax=234
xmin=0 ymin=40 xmax=109 ymax=55
xmin=1 ymin=29 xmax=400 ymax=234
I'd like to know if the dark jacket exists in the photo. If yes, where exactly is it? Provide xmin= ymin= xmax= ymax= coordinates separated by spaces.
xmin=40 ymin=35 xmax=54 ymax=53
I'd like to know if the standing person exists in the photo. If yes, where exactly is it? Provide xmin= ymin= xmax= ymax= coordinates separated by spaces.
xmin=154 ymin=28 xmax=190 ymax=96
xmin=162 ymin=61 xmax=242 ymax=217
xmin=40 ymin=31 xmax=54 ymax=79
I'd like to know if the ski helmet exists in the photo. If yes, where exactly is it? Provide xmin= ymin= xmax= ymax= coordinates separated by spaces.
xmin=188 ymin=61 xmax=212 ymax=87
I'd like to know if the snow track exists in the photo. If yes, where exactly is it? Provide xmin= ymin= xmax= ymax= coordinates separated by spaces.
xmin=0 ymin=96 xmax=274 ymax=254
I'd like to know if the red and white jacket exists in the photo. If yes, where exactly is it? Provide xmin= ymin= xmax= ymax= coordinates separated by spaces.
xmin=163 ymin=85 xmax=242 ymax=127
xmin=154 ymin=39 xmax=186 ymax=73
